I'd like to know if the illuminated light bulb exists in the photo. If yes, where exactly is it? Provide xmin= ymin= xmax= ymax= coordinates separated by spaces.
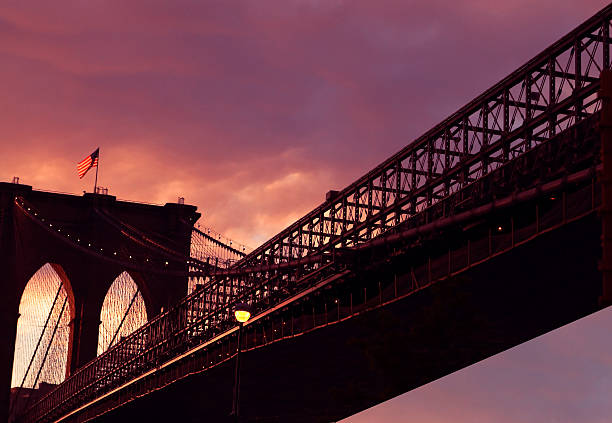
xmin=234 ymin=302 xmax=251 ymax=323
xmin=497 ymin=226 xmax=503 ymax=232
xmin=113 ymin=252 xmax=117 ymax=255
xmin=235 ymin=309 xmax=250 ymax=322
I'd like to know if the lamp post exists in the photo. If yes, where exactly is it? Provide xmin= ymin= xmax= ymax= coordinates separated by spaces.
xmin=232 ymin=302 xmax=251 ymax=422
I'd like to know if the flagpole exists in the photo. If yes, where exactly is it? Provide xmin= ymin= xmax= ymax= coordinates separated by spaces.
xmin=93 ymin=150 xmax=99 ymax=194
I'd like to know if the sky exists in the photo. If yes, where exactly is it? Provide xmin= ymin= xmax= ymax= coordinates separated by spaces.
xmin=342 ymin=307 xmax=612 ymax=423
xmin=2 ymin=0 xmax=612 ymax=421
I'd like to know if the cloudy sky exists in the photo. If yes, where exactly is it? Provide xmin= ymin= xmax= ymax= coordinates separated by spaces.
xmin=3 ymin=0 xmax=611 ymax=421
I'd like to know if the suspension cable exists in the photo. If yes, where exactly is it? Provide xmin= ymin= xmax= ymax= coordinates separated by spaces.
xmin=107 ymin=288 xmax=141 ymax=351
xmin=191 ymin=225 xmax=247 ymax=258
xmin=14 ymin=198 xmax=211 ymax=276
xmin=19 ymin=296 xmax=68 ymax=415
xmin=93 ymin=207 xmax=192 ymax=262
xmin=9 ymin=284 xmax=63 ymax=417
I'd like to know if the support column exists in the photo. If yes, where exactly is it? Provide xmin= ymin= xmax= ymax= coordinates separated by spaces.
xmin=0 ymin=305 xmax=20 ymax=423
xmin=0 ymin=184 xmax=31 ymax=423
xmin=67 ymin=297 xmax=103 ymax=374
xmin=62 ymin=263 xmax=115 ymax=374
xmin=600 ymin=69 xmax=612 ymax=306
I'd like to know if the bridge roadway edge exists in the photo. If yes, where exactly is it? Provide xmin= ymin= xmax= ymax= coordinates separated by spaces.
xmin=600 ymin=69 xmax=612 ymax=305
xmin=85 ymin=212 xmax=604 ymax=423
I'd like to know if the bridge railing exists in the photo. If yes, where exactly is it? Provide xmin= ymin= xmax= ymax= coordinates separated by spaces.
xmin=20 ymin=251 xmax=340 ymax=423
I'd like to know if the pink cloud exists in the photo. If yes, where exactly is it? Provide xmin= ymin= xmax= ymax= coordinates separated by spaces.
xmin=1 ymin=0 xmax=608 ymax=246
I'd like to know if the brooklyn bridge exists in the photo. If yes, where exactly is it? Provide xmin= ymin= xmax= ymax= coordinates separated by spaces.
xmin=2 ymin=3 xmax=612 ymax=423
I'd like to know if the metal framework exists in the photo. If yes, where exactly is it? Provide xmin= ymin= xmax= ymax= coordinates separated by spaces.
xmin=198 ymin=4 xmax=610 ymax=319
xmin=19 ymin=126 xmax=601 ymax=423
xmin=190 ymin=226 xmax=247 ymax=267
xmin=233 ymin=7 xmax=608 ymax=267
xmin=15 ymin=4 xmax=612 ymax=422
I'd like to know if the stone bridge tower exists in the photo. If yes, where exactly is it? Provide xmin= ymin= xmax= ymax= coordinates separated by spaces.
xmin=0 ymin=182 xmax=200 ymax=422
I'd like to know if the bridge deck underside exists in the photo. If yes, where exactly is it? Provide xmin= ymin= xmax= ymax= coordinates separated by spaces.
xmin=90 ymin=213 xmax=603 ymax=423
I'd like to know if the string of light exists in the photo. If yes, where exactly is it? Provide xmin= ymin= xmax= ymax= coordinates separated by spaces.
xmin=15 ymin=197 xmax=249 ymax=276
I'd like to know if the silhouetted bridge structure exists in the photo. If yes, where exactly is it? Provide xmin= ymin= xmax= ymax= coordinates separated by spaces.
xmin=5 ymin=4 xmax=612 ymax=422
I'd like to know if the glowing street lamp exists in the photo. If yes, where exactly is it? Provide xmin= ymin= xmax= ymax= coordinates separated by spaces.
xmin=234 ymin=303 xmax=251 ymax=323
xmin=232 ymin=302 xmax=251 ymax=422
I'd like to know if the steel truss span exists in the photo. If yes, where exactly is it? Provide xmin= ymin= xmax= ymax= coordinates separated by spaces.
xmin=199 ymin=4 xmax=610 ymax=318
xmin=17 ymin=4 xmax=612 ymax=423
xmin=234 ymin=5 xmax=608 ymax=268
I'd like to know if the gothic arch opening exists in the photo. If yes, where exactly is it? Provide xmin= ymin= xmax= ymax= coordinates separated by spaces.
xmin=10 ymin=263 xmax=74 ymax=416
xmin=97 ymin=271 xmax=148 ymax=355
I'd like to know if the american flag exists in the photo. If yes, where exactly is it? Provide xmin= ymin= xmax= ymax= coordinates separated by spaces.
xmin=77 ymin=148 xmax=99 ymax=178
